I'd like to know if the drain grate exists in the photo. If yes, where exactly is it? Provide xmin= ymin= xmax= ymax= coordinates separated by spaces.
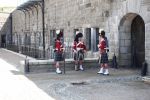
xmin=71 ymin=82 xmax=88 ymax=86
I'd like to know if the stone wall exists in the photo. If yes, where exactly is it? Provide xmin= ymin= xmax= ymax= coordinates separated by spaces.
xmin=44 ymin=0 xmax=111 ymax=58
xmin=0 ymin=14 xmax=12 ymax=47
xmin=11 ymin=0 xmax=112 ymax=58
xmin=0 ymin=7 xmax=14 ymax=46
xmin=108 ymin=0 xmax=150 ymax=74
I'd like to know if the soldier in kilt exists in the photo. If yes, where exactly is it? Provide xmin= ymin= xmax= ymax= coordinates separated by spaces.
xmin=73 ymin=32 xmax=86 ymax=71
xmin=54 ymin=30 xmax=64 ymax=74
xmin=97 ymin=30 xmax=109 ymax=75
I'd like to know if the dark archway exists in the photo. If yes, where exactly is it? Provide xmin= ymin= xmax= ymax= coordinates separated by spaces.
xmin=119 ymin=13 xmax=145 ymax=68
xmin=1 ymin=34 xmax=6 ymax=48
xmin=131 ymin=15 xmax=145 ymax=68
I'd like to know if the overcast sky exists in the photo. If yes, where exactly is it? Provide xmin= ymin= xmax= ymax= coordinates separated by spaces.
xmin=0 ymin=0 xmax=27 ymax=7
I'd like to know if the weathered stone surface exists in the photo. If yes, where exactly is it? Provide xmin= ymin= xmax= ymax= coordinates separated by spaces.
xmin=119 ymin=54 xmax=131 ymax=60
xmin=120 ymin=46 xmax=131 ymax=54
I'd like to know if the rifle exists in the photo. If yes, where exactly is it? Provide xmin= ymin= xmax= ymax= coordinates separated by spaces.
xmin=61 ymin=48 xmax=66 ymax=74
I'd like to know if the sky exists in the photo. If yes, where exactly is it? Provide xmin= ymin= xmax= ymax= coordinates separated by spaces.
xmin=0 ymin=0 xmax=27 ymax=7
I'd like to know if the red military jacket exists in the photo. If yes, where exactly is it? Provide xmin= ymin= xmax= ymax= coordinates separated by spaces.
xmin=76 ymin=41 xmax=86 ymax=51
xmin=55 ymin=39 xmax=63 ymax=52
xmin=73 ymin=41 xmax=77 ymax=52
xmin=98 ymin=38 xmax=106 ymax=53
xmin=73 ymin=41 xmax=86 ymax=52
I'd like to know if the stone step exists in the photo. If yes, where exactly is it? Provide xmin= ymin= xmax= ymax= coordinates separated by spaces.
xmin=142 ymin=77 xmax=150 ymax=84
xmin=20 ymin=58 xmax=112 ymax=74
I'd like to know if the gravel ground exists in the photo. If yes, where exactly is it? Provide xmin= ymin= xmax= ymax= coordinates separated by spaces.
xmin=0 ymin=48 xmax=150 ymax=100
xmin=25 ymin=70 xmax=150 ymax=100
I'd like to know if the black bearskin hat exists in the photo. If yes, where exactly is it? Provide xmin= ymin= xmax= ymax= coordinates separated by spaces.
xmin=56 ymin=30 xmax=63 ymax=40
xmin=77 ymin=33 xmax=83 ymax=38
xmin=74 ymin=32 xmax=83 ymax=42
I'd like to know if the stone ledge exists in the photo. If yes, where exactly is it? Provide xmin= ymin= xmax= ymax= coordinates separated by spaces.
xmin=19 ymin=58 xmax=101 ymax=74
xmin=20 ymin=58 xmax=99 ymax=66
xmin=142 ymin=77 xmax=150 ymax=84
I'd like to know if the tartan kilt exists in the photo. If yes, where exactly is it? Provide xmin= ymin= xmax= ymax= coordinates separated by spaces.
xmin=73 ymin=52 xmax=78 ymax=61
xmin=77 ymin=50 xmax=84 ymax=61
xmin=54 ymin=51 xmax=63 ymax=61
xmin=100 ymin=53 xmax=108 ymax=64
xmin=73 ymin=51 xmax=84 ymax=61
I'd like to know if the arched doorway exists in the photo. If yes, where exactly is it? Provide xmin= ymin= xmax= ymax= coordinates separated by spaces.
xmin=1 ymin=34 xmax=6 ymax=48
xmin=118 ymin=13 xmax=145 ymax=68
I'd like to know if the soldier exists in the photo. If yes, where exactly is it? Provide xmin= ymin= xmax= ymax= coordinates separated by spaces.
xmin=97 ymin=30 xmax=109 ymax=75
xmin=73 ymin=32 xmax=86 ymax=71
xmin=54 ymin=30 xmax=64 ymax=74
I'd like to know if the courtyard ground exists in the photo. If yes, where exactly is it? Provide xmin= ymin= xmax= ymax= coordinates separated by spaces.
xmin=0 ymin=48 xmax=150 ymax=100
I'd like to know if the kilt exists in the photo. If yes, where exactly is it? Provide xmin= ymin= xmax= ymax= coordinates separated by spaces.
xmin=74 ymin=52 xmax=78 ymax=61
xmin=73 ymin=50 xmax=84 ymax=61
xmin=100 ymin=53 xmax=108 ymax=64
xmin=77 ymin=50 xmax=84 ymax=61
xmin=54 ymin=52 xmax=63 ymax=61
